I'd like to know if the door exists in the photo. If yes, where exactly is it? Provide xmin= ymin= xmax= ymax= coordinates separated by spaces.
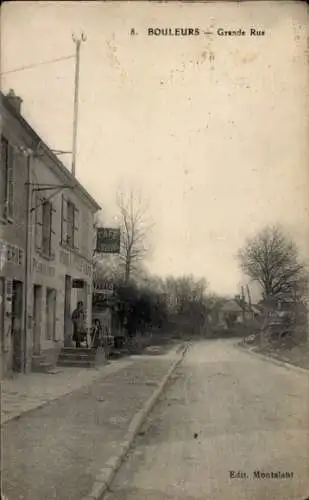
xmin=0 ymin=278 xmax=4 ymax=377
xmin=46 ymin=288 xmax=56 ymax=341
xmin=32 ymin=285 xmax=42 ymax=355
xmin=12 ymin=280 xmax=23 ymax=372
xmin=64 ymin=275 xmax=72 ymax=346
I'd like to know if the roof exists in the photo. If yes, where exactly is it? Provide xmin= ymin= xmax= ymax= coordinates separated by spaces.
xmin=221 ymin=299 xmax=244 ymax=313
xmin=1 ymin=91 xmax=101 ymax=212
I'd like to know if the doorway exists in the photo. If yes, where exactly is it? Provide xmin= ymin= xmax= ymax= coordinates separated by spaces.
xmin=64 ymin=275 xmax=72 ymax=346
xmin=32 ymin=284 xmax=42 ymax=356
xmin=0 ymin=278 xmax=4 ymax=376
xmin=11 ymin=280 xmax=23 ymax=372
xmin=46 ymin=288 xmax=56 ymax=341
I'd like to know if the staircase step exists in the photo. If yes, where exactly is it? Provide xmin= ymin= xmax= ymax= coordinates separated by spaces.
xmin=58 ymin=353 xmax=96 ymax=361
xmin=61 ymin=347 xmax=95 ymax=355
xmin=32 ymin=355 xmax=45 ymax=362
xmin=57 ymin=359 xmax=96 ymax=368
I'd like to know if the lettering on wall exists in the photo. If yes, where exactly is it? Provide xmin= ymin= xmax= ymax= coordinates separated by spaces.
xmin=59 ymin=249 xmax=92 ymax=277
xmin=0 ymin=239 xmax=24 ymax=268
xmin=32 ymin=257 xmax=55 ymax=277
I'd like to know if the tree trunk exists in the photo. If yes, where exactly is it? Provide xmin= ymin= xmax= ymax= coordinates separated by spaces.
xmin=125 ymin=257 xmax=131 ymax=283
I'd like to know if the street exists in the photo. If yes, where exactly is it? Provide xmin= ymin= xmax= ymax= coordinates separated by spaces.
xmin=105 ymin=339 xmax=309 ymax=500
xmin=2 ymin=352 xmax=179 ymax=500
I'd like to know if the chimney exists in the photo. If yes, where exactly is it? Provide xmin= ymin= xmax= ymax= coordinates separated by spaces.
xmin=6 ymin=89 xmax=23 ymax=113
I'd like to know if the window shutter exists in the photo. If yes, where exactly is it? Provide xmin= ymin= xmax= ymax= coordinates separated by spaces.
xmin=81 ymin=213 xmax=86 ymax=255
xmin=35 ymin=194 xmax=43 ymax=251
xmin=50 ymin=204 xmax=56 ymax=257
xmin=0 ymin=137 xmax=8 ymax=217
xmin=6 ymin=144 xmax=14 ymax=218
xmin=73 ymin=206 xmax=79 ymax=251
xmin=61 ymin=195 xmax=68 ymax=244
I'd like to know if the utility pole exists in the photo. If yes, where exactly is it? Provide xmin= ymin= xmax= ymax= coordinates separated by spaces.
xmin=71 ymin=32 xmax=86 ymax=177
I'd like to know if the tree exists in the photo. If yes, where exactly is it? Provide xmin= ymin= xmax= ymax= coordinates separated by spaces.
xmin=163 ymin=275 xmax=207 ymax=314
xmin=117 ymin=188 xmax=153 ymax=283
xmin=162 ymin=275 xmax=208 ymax=334
xmin=93 ymin=254 xmax=123 ymax=283
xmin=238 ymin=225 xmax=308 ymax=304
xmin=113 ymin=281 xmax=167 ymax=338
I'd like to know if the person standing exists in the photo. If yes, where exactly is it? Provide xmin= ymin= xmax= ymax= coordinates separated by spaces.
xmin=72 ymin=301 xmax=85 ymax=348
xmin=102 ymin=319 xmax=111 ymax=362
xmin=91 ymin=318 xmax=102 ymax=349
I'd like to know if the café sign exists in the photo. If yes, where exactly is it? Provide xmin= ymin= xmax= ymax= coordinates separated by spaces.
xmin=96 ymin=228 xmax=120 ymax=254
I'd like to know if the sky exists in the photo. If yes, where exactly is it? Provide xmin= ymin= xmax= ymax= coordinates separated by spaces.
xmin=1 ymin=1 xmax=309 ymax=298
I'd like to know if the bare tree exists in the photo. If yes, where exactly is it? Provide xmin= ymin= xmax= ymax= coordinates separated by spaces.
xmin=163 ymin=275 xmax=208 ymax=314
xmin=117 ymin=188 xmax=153 ymax=283
xmin=238 ymin=226 xmax=307 ymax=303
xmin=161 ymin=275 xmax=208 ymax=335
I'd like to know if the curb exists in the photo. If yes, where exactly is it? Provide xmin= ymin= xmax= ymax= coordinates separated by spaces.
xmin=237 ymin=342 xmax=309 ymax=375
xmin=81 ymin=342 xmax=190 ymax=500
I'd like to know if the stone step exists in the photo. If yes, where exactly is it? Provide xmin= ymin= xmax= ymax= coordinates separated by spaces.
xmin=61 ymin=347 xmax=95 ymax=355
xmin=57 ymin=359 xmax=96 ymax=368
xmin=58 ymin=352 xmax=96 ymax=362
xmin=32 ymin=354 xmax=45 ymax=362
xmin=109 ymin=350 xmax=123 ymax=359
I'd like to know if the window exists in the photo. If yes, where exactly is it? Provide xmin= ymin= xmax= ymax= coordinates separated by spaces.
xmin=61 ymin=196 xmax=79 ymax=250
xmin=0 ymin=136 xmax=14 ymax=219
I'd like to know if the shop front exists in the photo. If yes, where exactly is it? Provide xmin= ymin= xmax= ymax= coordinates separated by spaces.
xmin=0 ymin=239 xmax=26 ymax=377
xmin=59 ymin=247 xmax=93 ymax=347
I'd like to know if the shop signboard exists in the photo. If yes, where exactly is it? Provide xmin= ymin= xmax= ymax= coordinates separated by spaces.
xmin=95 ymin=228 xmax=120 ymax=254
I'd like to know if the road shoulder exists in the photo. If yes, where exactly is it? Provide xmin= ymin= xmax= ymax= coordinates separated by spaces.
xmin=237 ymin=342 xmax=309 ymax=374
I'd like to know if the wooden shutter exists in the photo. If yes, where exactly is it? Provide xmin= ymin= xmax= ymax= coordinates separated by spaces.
xmin=35 ymin=193 xmax=43 ymax=251
xmin=6 ymin=144 xmax=14 ymax=219
xmin=50 ymin=204 xmax=56 ymax=257
xmin=61 ymin=195 xmax=68 ymax=244
xmin=73 ymin=206 xmax=79 ymax=251
xmin=0 ymin=137 xmax=8 ymax=217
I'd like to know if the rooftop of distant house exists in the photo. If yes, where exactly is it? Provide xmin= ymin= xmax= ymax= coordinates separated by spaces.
xmin=220 ymin=299 xmax=244 ymax=313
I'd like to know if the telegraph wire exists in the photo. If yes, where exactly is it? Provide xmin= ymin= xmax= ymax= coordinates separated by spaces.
xmin=0 ymin=54 xmax=75 ymax=76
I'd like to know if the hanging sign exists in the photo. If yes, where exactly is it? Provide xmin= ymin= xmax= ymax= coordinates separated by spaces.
xmin=96 ymin=228 xmax=120 ymax=254
xmin=94 ymin=279 xmax=114 ymax=294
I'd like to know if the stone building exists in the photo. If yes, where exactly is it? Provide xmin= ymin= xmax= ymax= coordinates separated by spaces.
xmin=0 ymin=90 xmax=29 ymax=376
xmin=0 ymin=90 xmax=101 ymax=377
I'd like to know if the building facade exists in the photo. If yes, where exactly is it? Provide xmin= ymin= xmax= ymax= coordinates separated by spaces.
xmin=0 ymin=90 xmax=101 ymax=377
xmin=0 ymin=91 xmax=28 ymax=377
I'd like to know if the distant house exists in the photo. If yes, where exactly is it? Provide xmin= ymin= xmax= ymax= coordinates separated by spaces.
xmin=218 ymin=299 xmax=245 ymax=328
xmin=251 ymin=304 xmax=263 ymax=317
